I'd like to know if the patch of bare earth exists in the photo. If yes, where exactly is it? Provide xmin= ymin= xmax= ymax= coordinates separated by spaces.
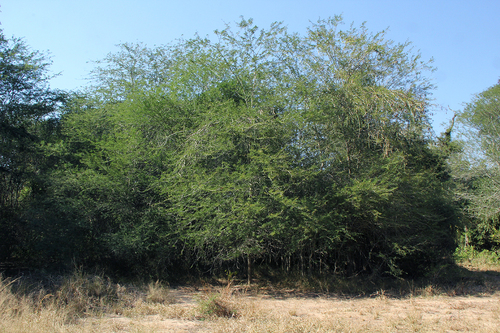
xmin=84 ymin=284 xmax=500 ymax=333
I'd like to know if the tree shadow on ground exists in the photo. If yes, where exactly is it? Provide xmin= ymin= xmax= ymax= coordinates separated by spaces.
xmin=237 ymin=263 xmax=500 ymax=300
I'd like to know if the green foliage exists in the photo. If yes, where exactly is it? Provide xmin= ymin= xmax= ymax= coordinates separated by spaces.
xmin=196 ymin=292 xmax=238 ymax=318
xmin=0 ymin=30 xmax=65 ymax=262
xmin=454 ymin=246 xmax=500 ymax=268
xmin=87 ymin=42 xmax=172 ymax=103
xmin=152 ymin=17 xmax=452 ymax=277
xmin=461 ymin=81 xmax=500 ymax=162
xmin=196 ymin=277 xmax=238 ymax=319
xmin=3 ymin=17 xmax=460 ymax=279
xmin=451 ymin=79 xmax=500 ymax=252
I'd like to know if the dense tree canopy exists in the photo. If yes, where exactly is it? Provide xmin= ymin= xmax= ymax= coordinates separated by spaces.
xmin=451 ymin=80 xmax=500 ymax=251
xmin=0 ymin=30 xmax=65 ymax=262
xmin=1 ymin=18 xmax=462 ymax=279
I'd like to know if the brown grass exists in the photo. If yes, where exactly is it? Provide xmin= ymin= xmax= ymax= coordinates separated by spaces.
xmin=1 ymin=261 xmax=500 ymax=332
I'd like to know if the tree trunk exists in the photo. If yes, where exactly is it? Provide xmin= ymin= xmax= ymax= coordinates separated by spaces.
xmin=247 ymin=254 xmax=252 ymax=286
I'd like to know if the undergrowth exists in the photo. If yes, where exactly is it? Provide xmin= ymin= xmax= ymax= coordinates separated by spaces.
xmin=454 ymin=246 xmax=500 ymax=270
xmin=1 ymin=259 xmax=499 ymax=332
xmin=0 ymin=269 xmax=176 ymax=332
xmin=196 ymin=270 xmax=239 ymax=319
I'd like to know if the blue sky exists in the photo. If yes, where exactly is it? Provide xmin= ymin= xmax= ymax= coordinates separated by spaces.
xmin=2 ymin=0 xmax=499 ymax=135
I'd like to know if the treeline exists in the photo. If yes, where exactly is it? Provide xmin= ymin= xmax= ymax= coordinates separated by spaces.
xmin=1 ymin=17 xmax=497 ymax=280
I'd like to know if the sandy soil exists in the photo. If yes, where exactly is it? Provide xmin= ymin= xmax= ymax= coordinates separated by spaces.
xmin=88 ymin=285 xmax=500 ymax=332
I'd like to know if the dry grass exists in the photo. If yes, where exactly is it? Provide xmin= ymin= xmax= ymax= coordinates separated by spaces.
xmin=0 ymin=276 xmax=79 ymax=333
xmin=203 ymin=293 xmax=500 ymax=333
xmin=1 ymin=262 xmax=500 ymax=332
xmin=0 ymin=271 xmax=186 ymax=332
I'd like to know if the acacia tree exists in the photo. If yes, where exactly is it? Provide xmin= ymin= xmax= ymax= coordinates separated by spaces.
xmin=165 ymin=21 xmax=297 ymax=278
xmin=0 ymin=31 xmax=65 ymax=262
xmin=155 ymin=17 xmax=457 ymax=277
xmin=295 ymin=18 xmax=457 ymax=276
xmin=50 ymin=17 xmax=458 ymax=278
xmin=452 ymin=80 xmax=500 ymax=250
xmin=87 ymin=42 xmax=173 ymax=103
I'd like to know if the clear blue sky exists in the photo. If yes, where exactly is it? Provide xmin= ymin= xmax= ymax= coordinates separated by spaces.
xmin=2 ymin=0 xmax=499 ymax=135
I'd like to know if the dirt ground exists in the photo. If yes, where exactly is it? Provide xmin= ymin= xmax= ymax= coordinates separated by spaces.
xmin=87 ymin=284 xmax=500 ymax=332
